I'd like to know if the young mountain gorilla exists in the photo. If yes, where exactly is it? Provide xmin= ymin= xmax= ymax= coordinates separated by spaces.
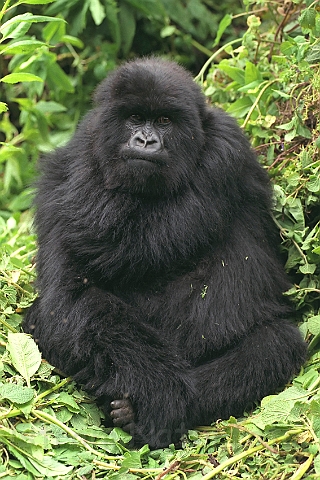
xmin=24 ymin=58 xmax=307 ymax=449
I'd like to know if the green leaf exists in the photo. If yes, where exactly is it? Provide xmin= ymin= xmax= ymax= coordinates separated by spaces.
xmin=306 ymin=175 xmax=320 ymax=193
xmin=219 ymin=62 xmax=245 ymax=85
xmin=213 ymin=14 xmax=232 ymax=47
xmin=287 ymin=172 xmax=301 ymax=187
xmin=8 ymin=189 xmax=34 ymax=211
xmin=0 ymin=383 xmax=34 ymax=404
xmin=61 ymin=35 xmax=84 ymax=48
xmin=294 ymin=368 xmax=319 ymax=390
xmin=34 ymin=101 xmax=67 ymax=114
xmin=285 ymin=197 xmax=305 ymax=229
xmin=0 ymin=438 xmax=41 ymax=477
xmin=89 ymin=0 xmax=106 ymax=26
xmin=296 ymin=122 xmax=311 ymax=139
xmin=272 ymin=89 xmax=291 ymax=99
xmin=226 ymin=97 xmax=252 ymax=118
xmin=314 ymin=453 xmax=320 ymax=474
xmin=307 ymin=316 xmax=320 ymax=336
xmin=238 ymin=80 xmax=261 ymax=93
xmin=280 ymin=40 xmax=296 ymax=57
xmin=4 ymin=157 xmax=22 ymax=191
xmin=46 ymin=63 xmax=74 ymax=93
xmin=0 ymin=40 xmax=46 ymax=55
xmin=301 ymin=223 xmax=319 ymax=250
xmin=300 ymin=148 xmax=313 ymax=167
xmin=19 ymin=0 xmax=56 ymax=3
xmin=299 ymin=263 xmax=316 ymax=274
xmin=278 ymin=114 xmax=311 ymax=140
xmin=126 ymin=0 xmax=166 ymax=19
xmin=306 ymin=44 xmax=320 ymax=63
xmin=7 ymin=333 xmax=42 ymax=387
xmin=253 ymin=386 xmax=308 ymax=429
xmin=104 ymin=0 xmax=121 ymax=50
xmin=55 ymin=392 xmax=80 ymax=412
xmin=1 ymin=73 xmax=43 ymax=84
xmin=42 ymin=19 xmax=64 ymax=43
xmin=244 ymin=61 xmax=262 ymax=84
xmin=299 ymin=8 xmax=316 ymax=29
xmin=2 ymin=285 xmax=16 ymax=303
xmin=0 ymin=14 xmax=32 ymax=40
xmin=0 ymin=102 xmax=8 ymax=113
xmin=160 ymin=25 xmax=176 ymax=38
xmin=119 ymin=451 xmax=142 ymax=472
xmin=0 ymin=13 xmax=64 ymax=40
xmin=277 ymin=117 xmax=296 ymax=131
xmin=119 ymin=2 xmax=136 ymax=55
xmin=70 ymin=0 xmax=90 ymax=35
xmin=28 ymin=455 xmax=74 ymax=476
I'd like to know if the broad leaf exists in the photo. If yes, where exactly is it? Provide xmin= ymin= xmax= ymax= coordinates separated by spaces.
xmin=1 ymin=73 xmax=43 ymax=84
xmin=0 ymin=383 xmax=34 ymax=404
xmin=7 ymin=333 xmax=42 ymax=386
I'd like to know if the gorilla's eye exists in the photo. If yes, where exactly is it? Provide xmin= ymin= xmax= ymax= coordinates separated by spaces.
xmin=156 ymin=116 xmax=171 ymax=125
xmin=130 ymin=114 xmax=144 ymax=123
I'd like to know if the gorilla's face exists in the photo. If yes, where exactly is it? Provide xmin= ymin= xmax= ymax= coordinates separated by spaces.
xmin=91 ymin=59 xmax=207 ymax=197
xmin=121 ymin=113 xmax=171 ymax=167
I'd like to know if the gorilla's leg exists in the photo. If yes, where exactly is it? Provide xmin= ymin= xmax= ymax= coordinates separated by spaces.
xmin=190 ymin=321 xmax=307 ymax=425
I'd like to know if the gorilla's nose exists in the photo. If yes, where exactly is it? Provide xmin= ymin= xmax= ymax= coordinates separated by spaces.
xmin=129 ymin=131 xmax=162 ymax=153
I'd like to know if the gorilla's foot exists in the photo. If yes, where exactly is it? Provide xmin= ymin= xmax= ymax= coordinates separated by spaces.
xmin=110 ymin=397 xmax=135 ymax=433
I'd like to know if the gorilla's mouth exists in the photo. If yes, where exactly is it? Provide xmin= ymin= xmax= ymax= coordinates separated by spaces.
xmin=123 ymin=155 xmax=167 ymax=167
xmin=127 ymin=157 xmax=153 ymax=165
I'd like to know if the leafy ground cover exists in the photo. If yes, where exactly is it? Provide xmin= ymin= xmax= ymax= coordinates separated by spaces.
xmin=0 ymin=0 xmax=320 ymax=478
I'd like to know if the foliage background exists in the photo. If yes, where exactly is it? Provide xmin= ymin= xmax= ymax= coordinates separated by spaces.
xmin=0 ymin=0 xmax=319 ymax=478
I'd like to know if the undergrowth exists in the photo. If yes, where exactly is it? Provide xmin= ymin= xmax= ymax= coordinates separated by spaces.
xmin=0 ymin=0 xmax=319 ymax=478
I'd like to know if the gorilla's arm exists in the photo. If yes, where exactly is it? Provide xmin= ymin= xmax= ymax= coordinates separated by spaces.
xmin=24 ymin=236 xmax=194 ymax=449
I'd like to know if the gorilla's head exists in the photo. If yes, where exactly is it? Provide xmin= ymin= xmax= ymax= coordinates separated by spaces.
xmin=90 ymin=58 xmax=207 ymax=196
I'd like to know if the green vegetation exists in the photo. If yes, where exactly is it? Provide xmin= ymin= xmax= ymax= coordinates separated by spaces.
xmin=0 ymin=0 xmax=319 ymax=477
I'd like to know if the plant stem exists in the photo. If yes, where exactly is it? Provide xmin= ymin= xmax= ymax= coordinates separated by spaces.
xmin=290 ymin=454 xmax=314 ymax=480
xmin=93 ymin=459 xmax=163 ymax=475
xmin=0 ymin=317 xmax=17 ymax=333
xmin=194 ymin=38 xmax=243 ymax=83
xmin=35 ymin=377 xmax=71 ymax=402
xmin=0 ymin=407 xmax=21 ymax=419
xmin=0 ymin=0 xmax=11 ymax=23
xmin=242 ymin=79 xmax=278 ymax=128
xmin=190 ymin=38 xmax=213 ymax=58
xmin=33 ymin=409 xmax=122 ymax=461
xmin=201 ymin=429 xmax=303 ymax=479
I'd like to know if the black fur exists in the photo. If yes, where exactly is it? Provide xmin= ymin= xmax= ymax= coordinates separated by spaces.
xmin=24 ymin=58 xmax=307 ymax=449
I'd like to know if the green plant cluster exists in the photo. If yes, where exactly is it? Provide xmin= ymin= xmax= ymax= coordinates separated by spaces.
xmin=0 ymin=0 xmax=320 ymax=478
xmin=0 ymin=0 xmax=241 ymax=216
xmin=202 ymin=0 xmax=320 ymax=339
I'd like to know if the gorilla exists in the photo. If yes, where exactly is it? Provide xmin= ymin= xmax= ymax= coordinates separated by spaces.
xmin=24 ymin=57 xmax=307 ymax=449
